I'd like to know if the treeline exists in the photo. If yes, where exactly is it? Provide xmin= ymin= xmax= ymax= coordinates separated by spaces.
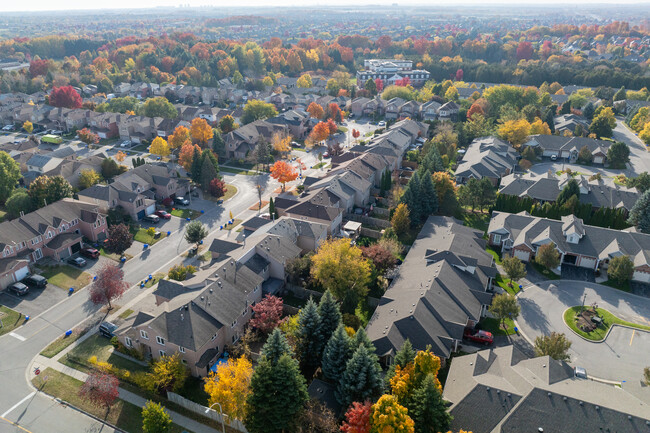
xmin=493 ymin=194 xmax=630 ymax=230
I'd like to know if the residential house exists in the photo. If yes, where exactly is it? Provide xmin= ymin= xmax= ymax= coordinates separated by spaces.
xmin=224 ymin=119 xmax=288 ymax=159
xmin=524 ymin=135 xmax=610 ymax=164
xmin=421 ymin=100 xmax=442 ymax=121
xmin=0 ymin=198 xmax=107 ymax=289
xmin=267 ymin=110 xmax=311 ymax=140
xmin=488 ymin=211 xmax=650 ymax=281
xmin=553 ymin=114 xmax=590 ymax=136
xmin=366 ymin=216 xmax=496 ymax=364
xmin=455 ymin=137 xmax=519 ymax=185
xmin=275 ymin=197 xmax=344 ymax=235
xmin=356 ymin=59 xmax=430 ymax=87
xmin=438 ymin=101 xmax=460 ymax=121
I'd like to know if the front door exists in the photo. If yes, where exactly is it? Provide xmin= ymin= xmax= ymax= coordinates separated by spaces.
xmin=33 ymin=248 xmax=43 ymax=261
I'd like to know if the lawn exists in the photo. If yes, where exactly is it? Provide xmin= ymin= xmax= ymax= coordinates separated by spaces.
xmin=222 ymin=184 xmax=238 ymax=201
xmin=479 ymin=316 xmax=517 ymax=336
xmin=495 ymin=273 xmax=519 ymax=295
xmin=0 ymin=306 xmax=23 ymax=336
xmin=132 ymin=227 xmax=167 ymax=245
xmin=118 ymin=309 xmax=134 ymax=320
xmin=224 ymin=218 xmax=242 ymax=230
xmin=460 ymin=210 xmax=490 ymax=233
xmin=130 ymin=143 xmax=149 ymax=152
xmin=40 ymin=324 xmax=94 ymax=358
xmin=143 ymin=272 xmax=165 ymax=288
xmin=220 ymin=166 xmax=258 ymax=175
xmin=61 ymin=334 xmax=148 ymax=375
xmin=313 ymin=162 xmax=327 ymax=169
xmin=99 ymin=247 xmax=132 ymax=262
xmin=530 ymin=261 xmax=561 ymax=280
xmin=564 ymin=306 xmax=650 ymax=341
xmin=40 ymin=265 xmax=92 ymax=290
xmin=170 ymin=208 xmax=201 ymax=220
xmin=32 ymin=369 xmax=188 ymax=433
xmin=485 ymin=246 xmax=503 ymax=265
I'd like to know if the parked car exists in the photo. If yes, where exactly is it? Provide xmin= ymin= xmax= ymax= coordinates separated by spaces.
xmin=216 ymin=199 xmax=224 ymax=204
xmin=463 ymin=329 xmax=493 ymax=345
xmin=143 ymin=214 xmax=160 ymax=224
xmin=99 ymin=321 xmax=118 ymax=338
xmin=23 ymin=274 xmax=48 ymax=288
xmin=9 ymin=282 xmax=29 ymax=296
xmin=174 ymin=197 xmax=189 ymax=206
xmin=119 ymin=140 xmax=132 ymax=148
xmin=154 ymin=210 xmax=171 ymax=219
xmin=323 ymin=152 xmax=330 ymax=158
xmin=377 ymin=121 xmax=386 ymax=127
xmin=2 ymin=125 xmax=15 ymax=131
xmin=550 ymin=154 xmax=558 ymax=161
xmin=291 ymin=141 xmax=302 ymax=148
xmin=67 ymin=257 xmax=87 ymax=268
xmin=81 ymin=247 xmax=100 ymax=259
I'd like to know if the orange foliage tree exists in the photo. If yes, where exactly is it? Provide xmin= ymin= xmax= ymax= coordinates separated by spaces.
xmin=190 ymin=118 xmax=213 ymax=148
xmin=179 ymin=142 xmax=202 ymax=171
xmin=308 ymin=121 xmax=331 ymax=147
xmin=270 ymin=160 xmax=298 ymax=191
xmin=168 ymin=125 xmax=191 ymax=150
xmin=306 ymin=102 xmax=324 ymax=119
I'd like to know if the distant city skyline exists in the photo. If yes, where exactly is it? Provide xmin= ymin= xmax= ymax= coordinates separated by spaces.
xmin=1 ymin=0 xmax=648 ymax=13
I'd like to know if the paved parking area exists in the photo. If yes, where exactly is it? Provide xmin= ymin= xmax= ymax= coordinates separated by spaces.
xmin=516 ymin=280 xmax=650 ymax=383
xmin=0 ymin=284 xmax=68 ymax=318
xmin=560 ymin=264 xmax=595 ymax=282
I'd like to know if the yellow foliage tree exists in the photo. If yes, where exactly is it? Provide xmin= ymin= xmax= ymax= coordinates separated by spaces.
xmin=498 ymin=119 xmax=531 ymax=146
xmin=203 ymin=356 xmax=253 ymax=421
xmin=147 ymin=353 xmax=189 ymax=394
xmin=389 ymin=348 xmax=442 ymax=405
xmin=78 ymin=169 xmax=101 ymax=190
xmin=115 ymin=151 xmax=126 ymax=162
xmin=297 ymin=73 xmax=313 ymax=88
xmin=272 ymin=132 xmax=292 ymax=155
xmin=371 ymin=394 xmax=415 ymax=433
xmin=190 ymin=118 xmax=213 ymax=148
xmin=168 ymin=125 xmax=191 ymax=150
xmin=23 ymin=121 xmax=33 ymax=133
xmin=529 ymin=118 xmax=551 ymax=135
xmin=149 ymin=136 xmax=170 ymax=157
xmin=640 ymin=122 xmax=650 ymax=145
xmin=391 ymin=203 xmax=410 ymax=236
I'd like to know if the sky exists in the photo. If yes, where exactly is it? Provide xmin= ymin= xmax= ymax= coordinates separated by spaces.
xmin=1 ymin=0 xmax=647 ymax=12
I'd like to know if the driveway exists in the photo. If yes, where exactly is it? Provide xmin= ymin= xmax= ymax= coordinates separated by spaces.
xmin=0 ymin=284 xmax=69 ymax=318
xmin=612 ymin=118 xmax=650 ymax=177
xmin=516 ymin=280 xmax=650 ymax=383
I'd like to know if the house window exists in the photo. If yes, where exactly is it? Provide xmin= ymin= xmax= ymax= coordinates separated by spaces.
xmin=179 ymin=346 xmax=185 ymax=353
xmin=159 ymin=350 xmax=166 ymax=357
xmin=125 ymin=337 xmax=133 ymax=348
xmin=140 ymin=330 xmax=149 ymax=339
xmin=156 ymin=336 xmax=165 ymax=345
xmin=493 ymin=234 xmax=501 ymax=244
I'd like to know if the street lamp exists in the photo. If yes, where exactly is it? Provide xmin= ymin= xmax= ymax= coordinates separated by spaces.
xmin=205 ymin=402 xmax=227 ymax=433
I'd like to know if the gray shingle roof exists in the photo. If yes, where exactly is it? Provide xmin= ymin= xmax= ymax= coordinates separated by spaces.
xmin=455 ymin=136 xmax=518 ymax=182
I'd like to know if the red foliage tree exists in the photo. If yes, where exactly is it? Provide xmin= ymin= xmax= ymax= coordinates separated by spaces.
xmin=352 ymin=129 xmax=361 ymax=139
xmin=326 ymin=119 xmax=338 ymax=136
xmin=341 ymin=401 xmax=372 ymax=433
xmin=375 ymin=78 xmax=384 ymax=92
xmin=49 ymin=85 xmax=82 ymax=109
xmin=78 ymin=128 xmax=100 ymax=145
xmin=394 ymin=76 xmax=411 ymax=87
xmin=105 ymin=223 xmax=133 ymax=255
xmin=516 ymin=41 xmax=534 ymax=60
xmin=29 ymin=59 xmax=49 ymax=77
xmin=78 ymin=371 xmax=120 ymax=409
xmin=209 ymin=178 xmax=227 ymax=198
xmin=455 ymin=68 xmax=464 ymax=81
xmin=250 ymin=294 xmax=283 ymax=334
xmin=467 ymin=103 xmax=485 ymax=121
xmin=375 ymin=35 xmax=392 ymax=51
xmin=361 ymin=244 xmax=397 ymax=273
xmin=326 ymin=103 xmax=342 ymax=122
xmin=89 ymin=263 xmax=128 ymax=310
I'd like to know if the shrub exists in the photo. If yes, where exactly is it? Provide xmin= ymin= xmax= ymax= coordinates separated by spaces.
xmin=168 ymin=264 xmax=196 ymax=281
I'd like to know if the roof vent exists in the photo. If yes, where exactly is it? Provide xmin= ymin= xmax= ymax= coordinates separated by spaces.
xmin=200 ymin=296 xmax=204 ymax=301
xmin=547 ymin=392 xmax=551 ymax=397
xmin=209 ymin=288 xmax=213 ymax=293
xmin=184 ymin=305 xmax=188 ymax=310
xmin=486 ymin=387 xmax=490 ymax=391
xmin=496 ymin=390 xmax=500 ymax=394
xmin=595 ymin=406 xmax=599 ymax=411
xmin=542 ymin=364 xmax=546 ymax=368
xmin=538 ymin=429 xmax=544 ymax=433
xmin=507 ymin=393 xmax=511 ymax=397
xmin=579 ymin=401 xmax=583 ymax=406
xmin=628 ymin=416 xmax=632 ymax=420
xmin=563 ymin=396 xmax=567 ymax=401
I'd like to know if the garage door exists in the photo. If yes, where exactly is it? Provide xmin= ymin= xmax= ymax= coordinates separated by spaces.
xmin=137 ymin=210 xmax=146 ymax=220
xmin=59 ymin=248 xmax=72 ymax=260
xmin=71 ymin=242 xmax=82 ymax=254
xmin=145 ymin=204 xmax=156 ymax=216
xmin=633 ymin=271 xmax=650 ymax=283
xmin=579 ymin=256 xmax=597 ymax=269
xmin=593 ymin=156 xmax=604 ymax=164
xmin=14 ymin=266 xmax=29 ymax=282
xmin=514 ymin=249 xmax=530 ymax=262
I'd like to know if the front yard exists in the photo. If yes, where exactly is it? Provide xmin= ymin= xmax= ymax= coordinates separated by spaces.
xmin=479 ymin=316 xmax=517 ymax=336
xmin=40 ymin=265 xmax=92 ymax=290
xmin=131 ymin=226 xmax=167 ymax=245
xmin=170 ymin=208 xmax=201 ymax=220
xmin=61 ymin=334 xmax=148 ymax=375
xmin=0 ymin=305 xmax=23 ymax=336
xmin=224 ymin=218 xmax=242 ymax=230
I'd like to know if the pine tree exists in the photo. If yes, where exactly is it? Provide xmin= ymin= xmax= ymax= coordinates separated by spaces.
xmin=385 ymin=339 xmax=416 ymax=384
xmin=352 ymin=328 xmax=376 ymax=354
xmin=318 ymin=290 xmax=342 ymax=344
xmin=419 ymin=147 xmax=444 ymax=175
xmin=401 ymin=171 xmax=422 ymax=223
xmin=212 ymin=129 xmax=225 ymax=158
xmin=246 ymin=354 xmax=308 ymax=433
xmin=268 ymin=197 xmax=275 ymax=217
xmin=261 ymin=328 xmax=294 ymax=364
xmin=420 ymin=170 xmax=439 ymax=216
xmin=200 ymin=154 xmax=218 ymax=191
xmin=336 ymin=345 xmax=384 ymax=407
xmin=628 ymin=189 xmax=650 ymax=233
xmin=190 ymin=147 xmax=203 ymax=183
xmin=296 ymin=298 xmax=324 ymax=371
xmin=410 ymin=374 xmax=453 ymax=433
xmin=321 ymin=324 xmax=353 ymax=382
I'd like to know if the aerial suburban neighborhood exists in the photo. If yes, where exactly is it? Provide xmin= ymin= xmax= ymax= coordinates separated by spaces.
xmin=0 ymin=3 xmax=650 ymax=433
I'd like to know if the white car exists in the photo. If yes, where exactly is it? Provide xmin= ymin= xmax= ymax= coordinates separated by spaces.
xmin=378 ymin=121 xmax=386 ymax=127
xmin=120 ymin=140 xmax=132 ymax=148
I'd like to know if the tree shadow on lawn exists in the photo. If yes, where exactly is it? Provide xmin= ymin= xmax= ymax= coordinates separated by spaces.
xmin=517 ymin=297 xmax=552 ymax=335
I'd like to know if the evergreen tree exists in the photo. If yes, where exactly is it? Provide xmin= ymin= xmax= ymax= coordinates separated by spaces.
xmin=246 ymin=354 xmax=308 ymax=433
xmin=385 ymin=339 xmax=417 ymax=384
xmin=190 ymin=147 xmax=203 ymax=183
xmin=296 ymin=299 xmax=324 ymax=372
xmin=352 ymin=328 xmax=376 ymax=354
xmin=321 ymin=325 xmax=353 ymax=382
xmin=582 ymin=102 xmax=595 ymax=120
xmin=420 ymin=170 xmax=439 ymax=216
xmin=401 ymin=171 xmax=422 ymax=223
xmin=268 ymin=196 xmax=275 ymax=217
xmin=544 ymin=109 xmax=555 ymax=133
xmin=200 ymin=154 xmax=218 ymax=191
xmin=212 ymin=129 xmax=225 ymax=158
xmin=556 ymin=179 xmax=580 ymax=206
xmin=613 ymin=86 xmax=627 ymax=102
xmin=410 ymin=374 xmax=453 ymax=433
xmin=336 ymin=345 xmax=384 ymax=407
xmin=419 ymin=147 xmax=444 ymax=175
xmin=628 ymin=189 xmax=650 ymax=233
xmin=318 ymin=290 xmax=342 ymax=344
xmin=261 ymin=329 xmax=294 ymax=364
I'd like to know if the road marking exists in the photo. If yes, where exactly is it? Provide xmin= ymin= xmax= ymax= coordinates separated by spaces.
xmin=8 ymin=332 xmax=26 ymax=341
xmin=630 ymin=329 xmax=635 ymax=346
xmin=1 ymin=392 xmax=35 ymax=417
xmin=0 ymin=416 xmax=33 ymax=433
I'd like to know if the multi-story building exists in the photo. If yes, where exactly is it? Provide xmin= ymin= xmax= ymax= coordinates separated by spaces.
xmin=356 ymin=59 xmax=430 ymax=87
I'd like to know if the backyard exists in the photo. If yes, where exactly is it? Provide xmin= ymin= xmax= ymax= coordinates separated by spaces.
xmin=40 ymin=265 xmax=92 ymax=291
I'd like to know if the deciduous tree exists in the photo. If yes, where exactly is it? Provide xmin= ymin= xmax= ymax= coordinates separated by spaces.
xmin=79 ymin=371 xmax=119 ymax=409
xmin=341 ymin=401 xmax=372 ymax=433
xmin=0 ymin=151 xmax=21 ymax=203
xmin=534 ymin=332 xmax=572 ymax=362
xmin=607 ymin=255 xmax=634 ymax=284
xmin=142 ymin=401 xmax=172 ymax=433
xmin=308 ymin=121 xmax=331 ymax=145
xmin=502 ymin=256 xmax=526 ymax=288
xmin=49 ymin=85 xmax=82 ymax=108
xmin=209 ymin=177 xmax=227 ymax=198
xmin=147 ymin=353 xmax=189 ymax=394
xmin=23 ymin=121 xmax=33 ymax=133
xmin=168 ymin=125 xmax=190 ymax=151
xmin=270 ymin=160 xmax=298 ymax=191
xmin=242 ymin=100 xmax=278 ymax=124
xmin=28 ymin=175 xmax=73 ymax=208
xmin=89 ymin=263 xmax=128 ymax=310
xmin=250 ymin=294 xmax=284 ymax=334
xmin=370 ymin=394 xmax=415 ymax=433
xmin=78 ymin=128 xmax=99 ymax=145
xmin=297 ymin=74 xmax=313 ymax=88
xmin=535 ymin=243 xmax=560 ymax=270
xmin=489 ymin=293 xmax=520 ymax=331
xmin=179 ymin=142 xmax=201 ymax=171
xmin=149 ymin=136 xmax=170 ymax=157
xmin=106 ymin=223 xmax=133 ymax=255
xmin=306 ymin=102 xmax=325 ymax=119
xmin=219 ymin=115 xmax=238 ymax=133
xmin=204 ymin=356 xmax=253 ymax=421
xmin=498 ymin=119 xmax=531 ymax=146
xmin=115 ymin=151 xmax=126 ymax=163
xmin=190 ymin=118 xmax=213 ymax=148
xmin=141 ymin=96 xmax=177 ymax=119
xmin=391 ymin=203 xmax=410 ymax=236
xmin=271 ymin=132 xmax=291 ymax=155
xmin=361 ymin=243 xmax=398 ymax=274
xmin=5 ymin=189 xmax=33 ymax=218
xmin=607 ymin=141 xmax=630 ymax=169
xmin=78 ymin=169 xmax=101 ymax=190
xmin=184 ymin=220 xmax=208 ymax=247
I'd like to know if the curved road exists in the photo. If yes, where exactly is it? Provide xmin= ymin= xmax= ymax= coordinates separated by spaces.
xmin=516 ymin=280 xmax=650 ymax=383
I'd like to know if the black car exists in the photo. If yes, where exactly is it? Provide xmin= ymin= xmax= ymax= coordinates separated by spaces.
xmin=23 ymin=274 xmax=48 ymax=289
xmin=9 ymin=282 xmax=29 ymax=296
xmin=67 ymin=257 xmax=87 ymax=268
xmin=99 ymin=321 xmax=118 ymax=338
xmin=174 ymin=197 xmax=189 ymax=206
xmin=143 ymin=214 xmax=160 ymax=224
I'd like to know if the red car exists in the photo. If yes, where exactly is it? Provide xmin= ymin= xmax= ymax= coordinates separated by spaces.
xmin=80 ymin=248 xmax=100 ymax=259
xmin=155 ymin=210 xmax=172 ymax=219
xmin=463 ymin=329 xmax=494 ymax=345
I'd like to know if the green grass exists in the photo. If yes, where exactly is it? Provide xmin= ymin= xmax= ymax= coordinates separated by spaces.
xmin=40 ymin=265 xmax=92 ymax=290
xmin=0 ymin=306 xmax=23 ymax=336
xmin=292 ymin=147 xmax=307 ymax=152
xmin=530 ymin=261 xmax=561 ymax=280
xmin=132 ymin=227 xmax=166 ymax=245
xmin=479 ymin=316 xmax=517 ymax=336
xmin=364 ymin=130 xmax=375 ymax=137
xmin=118 ymin=309 xmax=134 ymax=320
xmin=220 ymin=166 xmax=258 ymax=175
xmin=99 ymin=247 xmax=132 ymax=262
xmin=313 ymin=162 xmax=327 ymax=169
xmin=338 ymin=126 xmax=348 ymax=133
xmin=564 ymin=306 xmax=650 ymax=341
xmin=461 ymin=210 xmax=490 ymax=233
xmin=486 ymin=246 xmax=503 ymax=265
xmin=495 ymin=273 xmax=520 ymax=295
xmin=32 ymin=369 xmax=189 ymax=433
xmin=130 ymin=143 xmax=149 ymax=152
xmin=170 ymin=208 xmax=201 ymax=220
xmin=224 ymin=218 xmax=242 ymax=230
xmin=40 ymin=325 xmax=91 ymax=358
xmin=61 ymin=334 xmax=148 ymax=374
xmin=143 ymin=272 xmax=165 ymax=288
xmin=222 ymin=184 xmax=237 ymax=201
xmin=601 ymin=279 xmax=631 ymax=292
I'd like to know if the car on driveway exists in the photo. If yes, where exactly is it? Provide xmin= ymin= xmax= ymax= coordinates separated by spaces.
xmin=67 ymin=257 xmax=87 ymax=268
xmin=174 ymin=196 xmax=189 ymax=206
xmin=81 ymin=247 xmax=100 ymax=259
xmin=378 ymin=121 xmax=386 ymax=127
xmin=23 ymin=274 xmax=48 ymax=289
xmin=155 ymin=210 xmax=171 ymax=219
xmin=463 ymin=329 xmax=493 ymax=345
xmin=119 ymin=140 xmax=132 ymax=148
xmin=99 ymin=321 xmax=118 ymax=338
xmin=143 ymin=214 xmax=160 ymax=224
xmin=9 ymin=282 xmax=29 ymax=296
